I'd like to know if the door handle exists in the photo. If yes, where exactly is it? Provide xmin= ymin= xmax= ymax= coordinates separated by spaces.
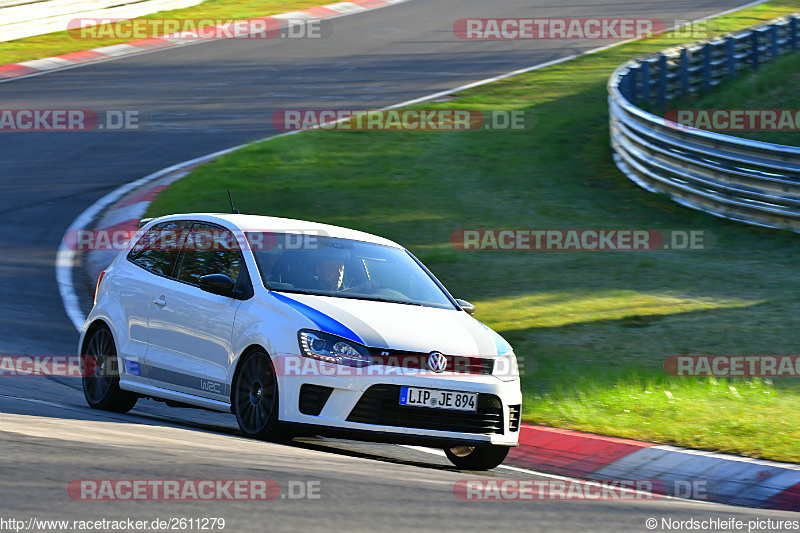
xmin=153 ymin=296 xmax=166 ymax=307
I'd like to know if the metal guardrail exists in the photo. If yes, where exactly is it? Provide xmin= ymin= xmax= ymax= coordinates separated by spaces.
xmin=608 ymin=14 xmax=800 ymax=231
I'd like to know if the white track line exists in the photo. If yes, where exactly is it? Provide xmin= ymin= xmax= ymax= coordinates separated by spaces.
xmin=57 ymin=0 xmax=771 ymax=331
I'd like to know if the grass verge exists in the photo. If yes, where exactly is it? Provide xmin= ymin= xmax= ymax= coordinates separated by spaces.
xmin=0 ymin=0 xmax=324 ymax=66
xmin=147 ymin=0 xmax=800 ymax=462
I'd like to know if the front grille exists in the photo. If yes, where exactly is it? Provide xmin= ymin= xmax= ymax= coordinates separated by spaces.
xmin=299 ymin=384 xmax=333 ymax=416
xmin=508 ymin=404 xmax=521 ymax=432
xmin=347 ymin=385 xmax=504 ymax=435
xmin=368 ymin=350 xmax=494 ymax=375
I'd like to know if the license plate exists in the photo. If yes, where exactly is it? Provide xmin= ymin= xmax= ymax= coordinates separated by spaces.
xmin=399 ymin=386 xmax=477 ymax=412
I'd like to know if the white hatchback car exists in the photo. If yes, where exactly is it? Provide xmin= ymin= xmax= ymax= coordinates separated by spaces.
xmin=80 ymin=213 xmax=521 ymax=469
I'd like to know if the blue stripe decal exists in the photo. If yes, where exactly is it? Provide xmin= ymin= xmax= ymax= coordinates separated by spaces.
xmin=270 ymin=292 xmax=364 ymax=344
xmin=491 ymin=331 xmax=513 ymax=356
xmin=477 ymin=320 xmax=513 ymax=355
xmin=124 ymin=359 xmax=141 ymax=376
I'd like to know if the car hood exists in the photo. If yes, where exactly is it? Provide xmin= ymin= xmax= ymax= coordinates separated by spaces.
xmin=269 ymin=292 xmax=512 ymax=357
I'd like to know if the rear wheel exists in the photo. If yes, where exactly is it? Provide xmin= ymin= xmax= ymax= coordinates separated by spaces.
xmin=233 ymin=349 xmax=286 ymax=442
xmin=81 ymin=326 xmax=138 ymax=413
xmin=444 ymin=445 xmax=510 ymax=470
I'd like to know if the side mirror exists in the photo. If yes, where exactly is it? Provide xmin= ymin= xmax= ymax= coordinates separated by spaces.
xmin=455 ymin=299 xmax=476 ymax=316
xmin=199 ymin=273 xmax=242 ymax=299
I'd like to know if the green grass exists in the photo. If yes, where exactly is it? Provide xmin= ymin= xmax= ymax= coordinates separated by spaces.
xmin=0 ymin=0 xmax=323 ymax=65
xmin=147 ymin=0 xmax=800 ymax=463
xmin=660 ymin=45 xmax=800 ymax=146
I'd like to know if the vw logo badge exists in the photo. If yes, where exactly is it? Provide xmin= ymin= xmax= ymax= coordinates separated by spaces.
xmin=427 ymin=352 xmax=447 ymax=373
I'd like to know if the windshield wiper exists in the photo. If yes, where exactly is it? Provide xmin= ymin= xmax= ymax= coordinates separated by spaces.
xmin=270 ymin=288 xmax=425 ymax=306
xmin=336 ymin=294 xmax=423 ymax=306
xmin=268 ymin=287 xmax=329 ymax=297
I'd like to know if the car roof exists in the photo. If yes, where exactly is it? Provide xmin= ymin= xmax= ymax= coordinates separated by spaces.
xmin=147 ymin=213 xmax=404 ymax=249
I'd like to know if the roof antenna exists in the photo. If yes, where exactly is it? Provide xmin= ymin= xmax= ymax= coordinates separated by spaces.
xmin=227 ymin=189 xmax=240 ymax=214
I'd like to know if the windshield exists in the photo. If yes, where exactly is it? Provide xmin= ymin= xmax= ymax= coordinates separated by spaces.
xmin=247 ymin=232 xmax=455 ymax=309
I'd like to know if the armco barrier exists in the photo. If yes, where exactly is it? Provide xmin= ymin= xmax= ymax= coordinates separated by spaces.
xmin=608 ymin=14 xmax=800 ymax=231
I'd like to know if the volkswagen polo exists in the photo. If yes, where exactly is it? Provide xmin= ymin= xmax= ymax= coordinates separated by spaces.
xmin=79 ymin=213 xmax=521 ymax=469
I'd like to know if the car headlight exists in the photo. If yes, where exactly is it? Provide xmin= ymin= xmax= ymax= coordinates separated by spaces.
xmin=492 ymin=350 xmax=520 ymax=381
xmin=298 ymin=330 xmax=373 ymax=367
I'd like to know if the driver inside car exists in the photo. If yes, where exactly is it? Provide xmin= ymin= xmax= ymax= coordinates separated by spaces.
xmin=311 ymin=256 xmax=379 ymax=293
xmin=314 ymin=257 xmax=346 ymax=291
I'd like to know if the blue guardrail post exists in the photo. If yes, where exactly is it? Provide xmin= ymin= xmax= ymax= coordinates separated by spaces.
xmin=752 ymin=30 xmax=760 ymax=69
xmin=726 ymin=38 xmax=736 ymax=78
xmin=770 ymin=25 xmax=778 ymax=58
xmin=641 ymin=60 xmax=650 ymax=105
xmin=627 ymin=64 xmax=638 ymax=103
xmin=680 ymin=48 xmax=689 ymax=94
xmin=657 ymin=54 xmax=667 ymax=108
xmin=702 ymin=43 xmax=711 ymax=91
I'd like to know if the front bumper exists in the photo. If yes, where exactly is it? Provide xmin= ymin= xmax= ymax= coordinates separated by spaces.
xmin=276 ymin=356 xmax=522 ymax=447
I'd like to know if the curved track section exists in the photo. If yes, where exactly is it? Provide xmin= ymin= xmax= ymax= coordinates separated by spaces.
xmin=2 ymin=1 xmax=794 ymax=530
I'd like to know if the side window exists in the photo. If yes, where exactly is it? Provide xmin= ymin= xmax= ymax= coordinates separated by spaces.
xmin=175 ymin=223 xmax=244 ymax=286
xmin=127 ymin=221 xmax=187 ymax=277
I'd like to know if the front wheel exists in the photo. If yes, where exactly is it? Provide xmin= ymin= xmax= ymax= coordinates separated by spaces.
xmin=233 ymin=349 xmax=285 ymax=442
xmin=444 ymin=445 xmax=511 ymax=470
xmin=81 ymin=326 xmax=138 ymax=413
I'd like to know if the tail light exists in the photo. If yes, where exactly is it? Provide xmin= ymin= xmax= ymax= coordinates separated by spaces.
xmin=94 ymin=270 xmax=105 ymax=304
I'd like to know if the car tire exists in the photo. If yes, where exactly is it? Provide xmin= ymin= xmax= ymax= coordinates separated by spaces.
xmin=444 ymin=445 xmax=511 ymax=470
xmin=81 ymin=325 xmax=138 ymax=413
xmin=233 ymin=349 xmax=286 ymax=442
